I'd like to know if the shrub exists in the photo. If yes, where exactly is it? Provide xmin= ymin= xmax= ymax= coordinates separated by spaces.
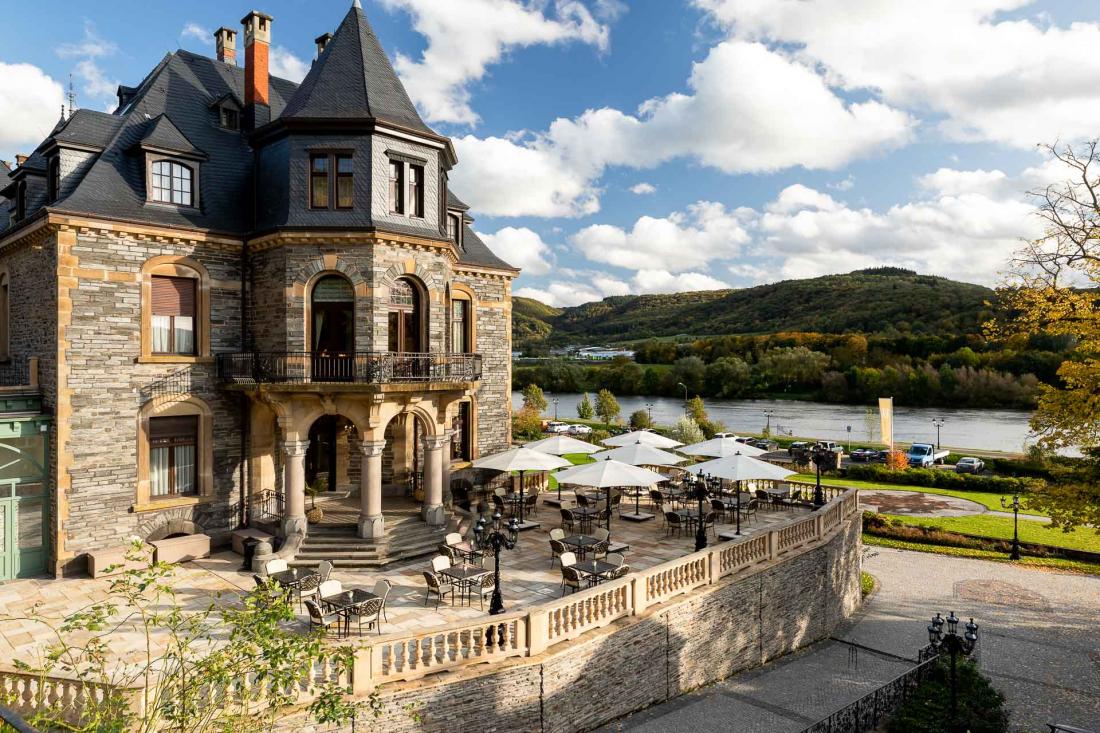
xmin=512 ymin=406 xmax=544 ymax=440
xmin=577 ymin=392 xmax=594 ymax=420
xmin=885 ymin=450 xmax=909 ymax=471
xmin=521 ymin=383 xmax=548 ymax=412
xmin=846 ymin=464 xmax=1033 ymax=493
xmin=671 ymin=416 xmax=705 ymax=444
xmin=886 ymin=658 xmax=1008 ymax=733
xmin=629 ymin=409 xmax=653 ymax=430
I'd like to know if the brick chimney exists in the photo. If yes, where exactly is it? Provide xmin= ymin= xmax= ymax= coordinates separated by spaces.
xmin=15 ymin=155 xmax=28 ymax=167
xmin=215 ymin=27 xmax=237 ymax=66
xmin=241 ymin=10 xmax=273 ymax=128
xmin=314 ymin=33 xmax=333 ymax=59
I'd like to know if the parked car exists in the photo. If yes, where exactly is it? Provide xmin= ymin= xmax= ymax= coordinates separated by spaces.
xmin=567 ymin=424 xmax=593 ymax=436
xmin=545 ymin=421 xmax=570 ymax=434
xmin=788 ymin=441 xmax=809 ymax=456
xmin=850 ymin=448 xmax=879 ymax=462
xmin=749 ymin=438 xmax=779 ymax=451
xmin=875 ymin=450 xmax=891 ymax=462
xmin=714 ymin=432 xmax=738 ymax=439
xmin=955 ymin=457 xmax=985 ymax=474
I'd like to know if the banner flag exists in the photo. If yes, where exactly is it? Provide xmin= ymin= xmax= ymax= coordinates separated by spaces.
xmin=879 ymin=397 xmax=894 ymax=451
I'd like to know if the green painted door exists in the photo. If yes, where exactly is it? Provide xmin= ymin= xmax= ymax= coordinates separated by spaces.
xmin=0 ymin=431 xmax=49 ymax=581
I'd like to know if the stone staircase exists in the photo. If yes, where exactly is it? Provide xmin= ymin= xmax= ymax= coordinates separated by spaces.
xmin=290 ymin=509 xmax=447 ymax=569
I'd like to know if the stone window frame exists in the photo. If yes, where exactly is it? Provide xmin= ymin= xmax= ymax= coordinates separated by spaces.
xmin=0 ymin=268 xmax=8 ymax=361
xmin=139 ymin=256 xmax=213 ymax=364
xmin=447 ymin=282 xmax=477 ymax=354
xmin=305 ymin=271 xmax=358 ymax=353
xmin=144 ymin=154 xmax=201 ymax=210
xmin=134 ymin=395 xmax=215 ymax=513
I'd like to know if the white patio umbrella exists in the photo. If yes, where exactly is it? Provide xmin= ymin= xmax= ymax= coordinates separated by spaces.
xmin=602 ymin=430 xmax=683 ymax=449
xmin=686 ymin=453 xmax=795 ymax=536
xmin=591 ymin=443 xmax=686 ymax=467
xmin=473 ymin=447 xmax=572 ymax=528
xmin=680 ymin=437 xmax=767 ymax=458
xmin=554 ymin=460 xmax=667 ymax=542
xmin=524 ymin=435 xmax=603 ymax=502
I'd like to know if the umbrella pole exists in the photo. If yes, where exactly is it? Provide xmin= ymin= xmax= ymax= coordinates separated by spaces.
xmin=736 ymin=479 xmax=742 ymax=536
xmin=518 ymin=470 xmax=526 ymax=525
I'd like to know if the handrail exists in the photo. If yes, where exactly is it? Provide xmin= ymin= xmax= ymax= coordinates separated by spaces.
xmin=0 ymin=704 xmax=39 ymax=733
xmin=217 ymin=351 xmax=482 ymax=386
xmin=800 ymin=653 xmax=938 ymax=733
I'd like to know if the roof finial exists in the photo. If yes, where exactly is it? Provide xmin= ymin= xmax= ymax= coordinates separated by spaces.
xmin=352 ymin=0 xmax=361 ymax=7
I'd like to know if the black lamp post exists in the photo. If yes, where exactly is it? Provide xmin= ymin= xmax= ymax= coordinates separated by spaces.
xmin=811 ymin=444 xmax=830 ymax=507
xmin=764 ymin=410 xmax=775 ymax=435
xmin=474 ymin=512 xmax=519 ymax=615
xmin=933 ymin=418 xmax=946 ymax=451
xmin=926 ymin=611 xmax=979 ymax=731
xmin=692 ymin=474 xmax=709 ymax=551
xmin=677 ymin=382 xmax=689 ymax=409
xmin=1000 ymin=493 xmax=1022 ymax=560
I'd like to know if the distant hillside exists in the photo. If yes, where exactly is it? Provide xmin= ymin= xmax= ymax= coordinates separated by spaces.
xmin=514 ymin=269 xmax=996 ymax=349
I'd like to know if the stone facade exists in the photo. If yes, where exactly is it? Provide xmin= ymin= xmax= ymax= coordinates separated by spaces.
xmin=277 ymin=516 xmax=863 ymax=733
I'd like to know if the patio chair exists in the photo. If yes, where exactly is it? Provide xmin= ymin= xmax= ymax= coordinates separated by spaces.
xmin=422 ymin=570 xmax=454 ymax=608
xmin=317 ymin=559 xmax=334 ymax=582
xmin=605 ymin=552 xmax=625 ymax=568
xmin=252 ymin=574 xmax=266 ymax=589
xmin=559 ymin=551 xmax=577 ymax=568
xmin=264 ymin=558 xmax=288 ymax=576
xmin=491 ymin=493 xmax=510 ymax=517
xmin=431 ymin=555 xmax=452 ymax=574
xmin=348 ymin=597 xmax=385 ymax=637
xmin=710 ymin=498 xmax=728 ymax=524
xmin=304 ymin=599 xmax=344 ymax=637
xmin=372 ymin=579 xmax=392 ymax=622
xmin=575 ymin=493 xmax=591 ymax=509
xmin=700 ymin=511 xmax=718 ymax=538
xmin=590 ymin=528 xmax=610 ymax=560
xmin=609 ymin=491 xmax=623 ymax=514
xmin=559 ymin=507 xmax=576 ymax=533
xmin=665 ymin=511 xmax=684 ymax=538
xmin=438 ymin=543 xmax=461 ymax=564
xmin=549 ymin=528 xmax=568 ymax=568
xmin=318 ymin=579 xmax=343 ymax=605
xmin=560 ymin=565 xmax=584 ymax=596
xmin=297 ymin=572 xmax=322 ymax=612
xmin=737 ymin=499 xmax=759 ymax=525
xmin=444 ymin=532 xmax=463 ymax=546
xmin=475 ymin=573 xmax=496 ymax=610
xmin=606 ymin=564 xmax=630 ymax=580
xmin=524 ymin=489 xmax=539 ymax=516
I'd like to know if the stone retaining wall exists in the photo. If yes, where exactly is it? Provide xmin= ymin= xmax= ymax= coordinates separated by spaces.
xmin=280 ymin=514 xmax=861 ymax=733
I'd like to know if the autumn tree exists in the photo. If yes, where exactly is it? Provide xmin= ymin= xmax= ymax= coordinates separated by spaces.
xmin=595 ymin=389 xmax=621 ymax=428
xmin=521 ymin=383 xmax=548 ymax=413
xmin=991 ymin=141 xmax=1100 ymax=532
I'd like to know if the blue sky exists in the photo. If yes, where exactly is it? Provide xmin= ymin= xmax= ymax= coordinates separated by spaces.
xmin=2 ymin=0 xmax=1098 ymax=305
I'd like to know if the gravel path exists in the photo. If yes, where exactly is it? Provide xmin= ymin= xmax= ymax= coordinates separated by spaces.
xmin=598 ymin=547 xmax=1100 ymax=732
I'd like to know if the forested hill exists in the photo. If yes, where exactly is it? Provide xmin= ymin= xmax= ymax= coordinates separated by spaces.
xmin=514 ymin=269 xmax=995 ymax=349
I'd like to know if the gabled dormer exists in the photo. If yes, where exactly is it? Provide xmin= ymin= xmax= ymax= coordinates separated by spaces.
xmin=208 ymin=93 xmax=243 ymax=131
xmin=128 ymin=114 xmax=207 ymax=209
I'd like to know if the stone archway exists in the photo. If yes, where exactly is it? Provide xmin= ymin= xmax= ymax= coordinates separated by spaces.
xmin=138 ymin=513 xmax=206 ymax=542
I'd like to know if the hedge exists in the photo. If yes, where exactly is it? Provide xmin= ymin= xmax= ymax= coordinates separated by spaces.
xmin=843 ymin=463 xmax=1034 ymax=493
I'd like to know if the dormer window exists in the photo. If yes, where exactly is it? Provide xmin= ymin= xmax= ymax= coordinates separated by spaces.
xmin=47 ymin=157 xmax=61 ymax=203
xmin=14 ymin=182 xmax=26 ymax=221
xmin=309 ymin=152 xmax=353 ymax=210
xmin=150 ymin=160 xmax=193 ymax=206
xmin=408 ymin=164 xmax=424 ymax=218
xmin=389 ymin=160 xmax=404 ymax=214
xmin=220 ymin=107 xmax=239 ymax=131
xmin=447 ymin=214 xmax=459 ymax=244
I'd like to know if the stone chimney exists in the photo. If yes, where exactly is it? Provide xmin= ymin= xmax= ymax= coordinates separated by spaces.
xmin=15 ymin=155 xmax=28 ymax=167
xmin=314 ymin=33 xmax=333 ymax=59
xmin=215 ymin=27 xmax=237 ymax=66
xmin=241 ymin=10 xmax=273 ymax=128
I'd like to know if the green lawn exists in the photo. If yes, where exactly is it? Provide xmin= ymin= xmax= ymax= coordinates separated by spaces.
xmin=547 ymin=452 xmax=596 ymax=491
xmin=796 ymin=474 xmax=1048 ymax=518
xmin=863 ymin=534 xmax=1100 ymax=575
xmin=880 ymin=513 xmax=1100 ymax=554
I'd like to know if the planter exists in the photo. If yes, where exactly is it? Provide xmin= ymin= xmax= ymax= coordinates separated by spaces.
xmin=306 ymin=506 xmax=324 ymax=524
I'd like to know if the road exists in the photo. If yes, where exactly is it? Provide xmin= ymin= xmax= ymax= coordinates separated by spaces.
xmin=597 ymin=547 xmax=1100 ymax=732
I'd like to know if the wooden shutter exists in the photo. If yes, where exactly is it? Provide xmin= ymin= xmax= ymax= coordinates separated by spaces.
xmin=151 ymin=276 xmax=196 ymax=317
xmin=149 ymin=415 xmax=198 ymax=440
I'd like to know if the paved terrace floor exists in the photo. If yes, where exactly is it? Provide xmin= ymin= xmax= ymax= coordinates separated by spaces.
xmin=0 ymin=498 xmax=811 ymax=671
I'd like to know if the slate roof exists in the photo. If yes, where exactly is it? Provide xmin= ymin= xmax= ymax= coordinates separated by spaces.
xmin=131 ymin=114 xmax=205 ymax=157
xmin=281 ymin=4 xmax=434 ymax=135
xmin=459 ymin=225 xmax=517 ymax=271
xmin=51 ymin=109 xmax=124 ymax=150
xmin=447 ymin=191 xmax=470 ymax=212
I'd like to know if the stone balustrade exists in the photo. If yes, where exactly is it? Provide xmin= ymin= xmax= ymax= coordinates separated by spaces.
xmin=0 ymin=667 xmax=144 ymax=726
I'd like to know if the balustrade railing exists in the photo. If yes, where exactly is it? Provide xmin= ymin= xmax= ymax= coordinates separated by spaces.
xmin=217 ymin=352 xmax=482 ymax=386
xmin=0 ymin=669 xmax=143 ymax=728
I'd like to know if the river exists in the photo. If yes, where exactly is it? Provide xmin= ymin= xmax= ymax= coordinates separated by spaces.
xmin=511 ymin=393 xmax=1037 ymax=455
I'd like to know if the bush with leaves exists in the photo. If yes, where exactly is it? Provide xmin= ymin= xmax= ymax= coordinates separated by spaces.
xmin=0 ymin=541 xmax=370 ymax=733
xmin=846 ymin=463 xmax=1033 ymax=494
xmin=595 ymin=389 xmax=621 ymax=428
xmin=521 ymin=383 xmax=548 ymax=413
xmin=886 ymin=658 xmax=1008 ymax=733
xmin=512 ymin=406 xmax=544 ymax=441
xmin=671 ymin=416 xmax=705 ymax=445
xmin=576 ymin=392 xmax=594 ymax=420
xmin=885 ymin=450 xmax=909 ymax=471
xmin=629 ymin=409 xmax=652 ymax=430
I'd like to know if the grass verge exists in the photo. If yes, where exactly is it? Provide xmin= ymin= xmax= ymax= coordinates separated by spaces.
xmin=881 ymin=513 xmax=1100 ymax=554
xmin=863 ymin=534 xmax=1100 ymax=575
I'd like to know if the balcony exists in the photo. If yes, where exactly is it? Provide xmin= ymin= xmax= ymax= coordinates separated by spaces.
xmin=216 ymin=352 xmax=482 ymax=388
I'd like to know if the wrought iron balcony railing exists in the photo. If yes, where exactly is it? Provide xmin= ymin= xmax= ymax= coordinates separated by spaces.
xmin=216 ymin=351 xmax=483 ymax=386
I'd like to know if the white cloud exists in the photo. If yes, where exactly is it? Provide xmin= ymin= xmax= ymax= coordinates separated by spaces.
xmin=379 ymin=0 xmax=611 ymax=125
xmin=453 ymin=40 xmax=912 ymax=217
xmin=270 ymin=47 xmax=309 ymax=83
xmin=694 ymin=0 xmax=1100 ymax=148
xmin=571 ymin=201 xmax=752 ymax=272
xmin=632 ymin=269 xmax=728 ymax=292
xmin=516 ymin=273 xmax=629 ymax=307
xmin=56 ymin=21 xmax=117 ymax=58
xmin=629 ymin=182 xmax=656 ymax=195
xmin=478 ymin=226 xmax=554 ymax=275
xmin=181 ymin=23 xmax=213 ymax=46
xmin=74 ymin=59 xmax=119 ymax=101
xmin=0 ymin=62 xmax=65 ymax=157
xmin=827 ymin=175 xmax=854 ymax=191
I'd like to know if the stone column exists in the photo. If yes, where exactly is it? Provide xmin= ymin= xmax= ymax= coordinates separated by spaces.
xmin=441 ymin=430 xmax=455 ymax=504
xmin=421 ymin=435 xmax=450 ymax=526
xmin=283 ymin=439 xmax=309 ymax=535
xmin=358 ymin=440 xmax=387 ymax=539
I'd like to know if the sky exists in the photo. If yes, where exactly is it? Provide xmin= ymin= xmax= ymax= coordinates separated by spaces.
xmin=2 ymin=0 xmax=1099 ymax=306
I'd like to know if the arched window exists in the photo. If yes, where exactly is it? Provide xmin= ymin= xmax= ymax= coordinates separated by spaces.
xmin=136 ymin=396 xmax=214 ymax=510
xmin=150 ymin=160 xmax=193 ymax=206
xmin=310 ymin=275 xmax=354 ymax=353
xmin=141 ymin=256 xmax=210 ymax=362
xmin=448 ymin=284 xmax=477 ymax=355
xmin=388 ymin=278 xmax=422 ymax=353
xmin=0 ymin=272 xmax=8 ymax=360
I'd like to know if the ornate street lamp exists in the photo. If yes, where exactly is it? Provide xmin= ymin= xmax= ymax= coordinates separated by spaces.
xmin=763 ymin=410 xmax=775 ymax=435
xmin=473 ymin=513 xmax=519 ymax=615
xmin=1000 ymin=493 xmax=1022 ymax=560
xmin=811 ymin=443 xmax=832 ymax=507
xmin=926 ymin=611 xmax=979 ymax=729
xmin=692 ymin=474 xmax=709 ymax=551
xmin=677 ymin=382 xmax=689 ymax=409
xmin=932 ymin=417 xmax=946 ymax=451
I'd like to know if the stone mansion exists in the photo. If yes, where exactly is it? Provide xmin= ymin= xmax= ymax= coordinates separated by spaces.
xmin=0 ymin=2 xmax=516 ymax=578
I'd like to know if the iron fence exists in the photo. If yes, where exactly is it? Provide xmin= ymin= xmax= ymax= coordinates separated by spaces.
xmin=801 ymin=654 xmax=939 ymax=733
xmin=249 ymin=489 xmax=284 ymax=524
xmin=138 ymin=368 xmax=193 ymax=404
xmin=217 ymin=352 xmax=482 ymax=386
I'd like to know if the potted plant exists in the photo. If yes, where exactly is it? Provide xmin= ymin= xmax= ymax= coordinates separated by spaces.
xmin=305 ymin=477 xmax=327 ymax=524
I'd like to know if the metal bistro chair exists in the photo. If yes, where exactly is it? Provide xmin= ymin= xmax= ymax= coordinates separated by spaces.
xmin=590 ymin=527 xmax=610 ymax=561
xmin=348 ymin=597 xmax=385 ymax=637
xmin=431 ymin=555 xmax=452 ymax=574
xmin=304 ymin=599 xmax=344 ymax=637
xmin=476 ymin=573 xmax=496 ymax=611
xmin=264 ymin=558 xmax=288 ymax=576
xmin=700 ymin=511 xmax=718 ymax=538
xmin=664 ymin=511 xmax=685 ymax=538
xmin=317 ymin=559 xmax=334 ymax=582
xmin=423 ymin=570 xmax=454 ymax=608
xmin=524 ymin=488 xmax=540 ymax=517
xmin=559 ymin=507 xmax=576 ymax=533
xmin=549 ymin=528 xmax=568 ymax=568
xmin=710 ymin=498 xmax=729 ymax=524
xmin=372 ymin=579 xmax=392 ymax=622
xmin=737 ymin=498 xmax=759 ymax=525
xmin=296 ymin=571 xmax=322 ymax=612
xmin=560 ymin=564 xmax=584 ymax=596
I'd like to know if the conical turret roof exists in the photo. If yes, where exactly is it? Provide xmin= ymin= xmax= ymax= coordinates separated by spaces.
xmin=280 ymin=3 xmax=433 ymax=135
